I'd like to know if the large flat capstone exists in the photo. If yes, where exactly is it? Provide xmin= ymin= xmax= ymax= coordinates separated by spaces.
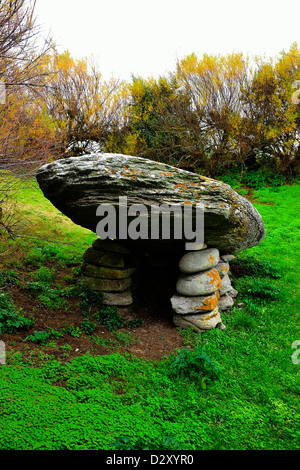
xmin=36 ymin=153 xmax=265 ymax=254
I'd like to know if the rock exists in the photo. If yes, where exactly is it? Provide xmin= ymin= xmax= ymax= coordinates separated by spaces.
xmin=228 ymin=288 xmax=239 ymax=299
xmin=92 ymin=238 xmax=130 ymax=254
xmin=83 ymin=277 xmax=132 ymax=292
xmin=36 ymin=153 xmax=266 ymax=254
xmin=176 ymin=268 xmax=221 ymax=296
xmin=102 ymin=289 xmax=133 ymax=306
xmin=173 ymin=307 xmax=222 ymax=332
xmin=179 ymin=248 xmax=219 ymax=274
xmin=221 ymin=254 xmax=235 ymax=262
xmin=171 ymin=291 xmax=219 ymax=314
xmin=219 ymin=274 xmax=233 ymax=296
xmin=82 ymin=263 xmax=136 ymax=280
xmin=186 ymin=243 xmax=207 ymax=251
xmin=218 ymin=294 xmax=234 ymax=310
xmin=83 ymin=247 xmax=128 ymax=268
xmin=215 ymin=261 xmax=230 ymax=277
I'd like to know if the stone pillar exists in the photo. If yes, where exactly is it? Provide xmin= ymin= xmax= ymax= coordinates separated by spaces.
xmin=82 ymin=239 xmax=136 ymax=306
xmin=217 ymin=254 xmax=238 ymax=310
xmin=171 ymin=246 xmax=231 ymax=333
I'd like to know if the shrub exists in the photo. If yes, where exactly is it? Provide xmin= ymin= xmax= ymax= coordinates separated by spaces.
xmin=232 ymin=255 xmax=281 ymax=279
xmin=93 ymin=307 xmax=144 ymax=332
xmin=242 ymin=171 xmax=272 ymax=189
xmin=0 ymin=292 xmax=33 ymax=334
xmin=220 ymin=170 xmax=242 ymax=187
xmin=240 ymin=278 xmax=283 ymax=300
xmin=68 ymin=281 xmax=104 ymax=312
xmin=25 ymin=328 xmax=64 ymax=345
xmin=168 ymin=346 xmax=222 ymax=386
xmin=23 ymin=279 xmax=68 ymax=310
xmin=80 ymin=319 xmax=97 ymax=336
xmin=0 ymin=270 xmax=20 ymax=288
xmin=93 ymin=307 xmax=125 ymax=332
xmin=36 ymin=287 xmax=68 ymax=310
xmin=31 ymin=267 xmax=55 ymax=284
xmin=126 ymin=318 xmax=144 ymax=329
xmin=61 ymin=326 xmax=82 ymax=338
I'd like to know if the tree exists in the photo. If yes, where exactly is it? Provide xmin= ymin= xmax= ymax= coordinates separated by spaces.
xmin=0 ymin=0 xmax=57 ymax=235
xmin=175 ymin=52 xmax=253 ymax=174
xmin=240 ymin=43 xmax=300 ymax=175
xmin=120 ymin=54 xmax=252 ymax=175
xmin=122 ymin=75 xmax=186 ymax=165
xmin=39 ymin=51 xmax=127 ymax=156
xmin=0 ymin=0 xmax=57 ymax=170
xmin=120 ymin=47 xmax=300 ymax=177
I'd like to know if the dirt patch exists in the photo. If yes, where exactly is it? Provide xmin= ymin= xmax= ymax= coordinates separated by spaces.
xmin=2 ymin=263 xmax=186 ymax=363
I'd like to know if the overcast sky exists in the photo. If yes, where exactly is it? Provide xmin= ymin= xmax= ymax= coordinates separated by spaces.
xmin=35 ymin=0 xmax=300 ymax=81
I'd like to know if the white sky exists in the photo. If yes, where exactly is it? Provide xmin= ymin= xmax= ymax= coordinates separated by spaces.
xmin=35 ymin=0 xmax=300 ymax=81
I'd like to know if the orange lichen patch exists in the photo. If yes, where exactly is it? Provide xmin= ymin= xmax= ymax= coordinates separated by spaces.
xmin=193 ymin=294 xmax=219 ymax=311
xmin=205 ymin=269 xmax=222 ymax=289
xmin=160 ymin=172 xmax=173 ymax=176
xmin=174 ymin=182 xmax=198 ymax=190
xmin=184 ymin=201 xmax=193 ymax=204
xmin=220 ymin=265 xmax=229 ymax=274
xmin=174 ymin=183 xmax=188 ymax=190
xmin=198 ymin=308 xmax=219 ymax=323
xmin=208 ymin=255 xmax=216 ymax=265
xmin=197 ymin=175 xmax=216 ymax=184
xmin=122 ymin=167 xmax=148 ymax=179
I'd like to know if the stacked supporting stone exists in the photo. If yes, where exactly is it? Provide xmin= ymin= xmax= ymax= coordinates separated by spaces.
xmin=82 ymin=239 xmax=136 ymax=306
xmin=216 ymin=254 xmax=238 ymax=310
xmin=171 ymin=246 xmax=224 ymax=332
xmin=171 ymin=246 xmax=237 ymax=333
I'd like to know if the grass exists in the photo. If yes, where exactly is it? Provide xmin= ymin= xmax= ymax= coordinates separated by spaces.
xmin=0 ymin=176 xmax=299 ymax=450
xmin=0 ymin=174 xmax=95 ymax=266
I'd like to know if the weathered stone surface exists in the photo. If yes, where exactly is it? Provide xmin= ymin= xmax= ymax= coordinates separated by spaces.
xmin=219 ymin=274 xmax=233 ymax=296
xmin=186 ymin=243 xmax=207 ymax=252
xmin=176 ymin=268 xmax=221 ymax=296
xmin=102 ymin=289 xmax=133 ymax=306
xmin=83 ymin=248 xmax=128 ymax=268
xmin=83 ymin=276 xmax=132 ymax=292
xmin=228 ymin=288 xmax=239 ymax=299
xmin=179 ymin=248 xmax=219 ymax=274
xmin=171 ymin=291 xmax=219 ymax=314
xmin=82 ymin=263 xmax=136 ymax=280
xmin=215 ymin=261 xmax=230 ymax=277
xmin=173 ymin=307 xmax=222 ymax=332
xmin=92 ymin=238 xmax=130 ymax=254
xmin=221 ymin=254 xmax=235 ymax=262
xmin=218 ymin=294 xmax=234 ymax=310
xmin=36 ymin=153 xmax=266 ymax=254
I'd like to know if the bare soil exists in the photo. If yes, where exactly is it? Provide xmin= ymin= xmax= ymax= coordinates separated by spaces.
xmin=2 ymin=260 xmax=186 ymax=363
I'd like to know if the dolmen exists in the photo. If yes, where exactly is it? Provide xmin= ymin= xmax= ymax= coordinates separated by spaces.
xmin=36 ymin=153 xmax=265 ymax=333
